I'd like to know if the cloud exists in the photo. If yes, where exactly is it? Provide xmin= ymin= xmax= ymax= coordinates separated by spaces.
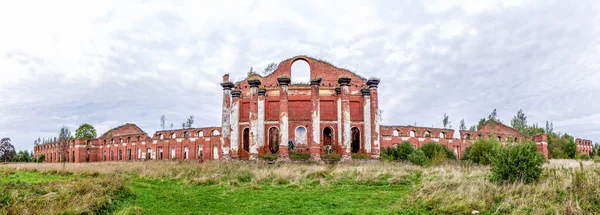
xmin=1 ymin=0 xmax=600 ymax=151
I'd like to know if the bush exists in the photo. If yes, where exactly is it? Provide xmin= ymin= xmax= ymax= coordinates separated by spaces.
xmin=575 ymin=153 xmax=591 ymax=161
xmin=491 ymin=142 xmax=544 ymax=184
xmin=408 ymin=150 xmax=427 ymax=166
xmin=258 ymin=154 xmax=278 ymax=161
xmin=381 ymin=142 xmax=414 ymax=161
xmin=460 ymin=146 xmax=471 ymax=161
xmin=468 ymin=138 xmax=500 ymax=165
xmin=289 ymin=152 xmax=309 ymax=160
xmin=420 ymin=142 xmax=456 ymax=160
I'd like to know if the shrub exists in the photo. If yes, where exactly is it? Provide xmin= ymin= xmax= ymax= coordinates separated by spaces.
xmin=258 ymin=154 xmax=278 ymax=161
xmin=351 ymin=153 xmax=369 ymax=160
xmin=575 ymin=153 xmax=591 ymax=161
xmin=468 ymin=138 xmax=500 ymax=165
xmin=289 ymin=152 xmax=309 ymax=160
xmin=491 ymin=142 xmax=544 ymax=184
xmin=460 ymin=146 xmax=471 ymax=161
xmin=420 ymin=142 xmax=456 ymax=160
xmin=408 ymin=150 xmax=427 ymax=166
xmin=381 ymin=142 xmax=414 ymax=161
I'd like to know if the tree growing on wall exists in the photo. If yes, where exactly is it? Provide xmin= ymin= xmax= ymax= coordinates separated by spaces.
xmin=262 ymin=62 xmax=278 ymax=76
xmin=186 ymin=115 xmax=195 ymax=128
xmin=161 ymin=115 xmax=166 ymax=130
xmin=510 ymin=109 xmax=528 ymax=134
xmin=459 ymin=119 xmax=466 ymax=130
xmin=0 ymin=138 xmax=16 ymax=162
xmin=442 ymin=113 xmax=451 ymax=129
xmin=75 ymin=123 xmax=97 ymax=139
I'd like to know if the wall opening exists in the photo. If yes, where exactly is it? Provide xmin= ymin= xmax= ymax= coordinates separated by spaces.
xmin=465 ymin=134 xmax=471 ymax=140
xmin=198 ymin=131 xmax=204 ymax=137
xmin=393 ymin=130 xmax=399 ymax=137
xmin=159 ymin=134 xmax=164 ymax=140
xmin=171 ymin=133 xmax=176 ymax=139
xmin=242 ymin=128 xmax=250 ymax=152
xmin=323 ymin=127 xmax=333 ymax=154
xmin=184 ymin=146 xmax=189 ymax=160
xmin=498 ymin=136 xmax=502 ymax=141
xmin=295 ymin=126 xmax=307 ymax=145
xmin=268 ymin=127 xmax=279 ymax=154
xmin=184 ymin=131 xmax=189 ymax=138
xmin=351 ymin=127 xmax=361 ymax=153
xmin=439 ymin=132 xmax=446 ymax=139
xmin=410 ymin=130 xmax=416 ymax=137
xmin=212 ymin=130 xmax=220 ymax=136
xmin=86 ymin=148 xmax=90 ymax=162
xmin=170 ymin=146 xmax=176 ymax=159
xmin=291 ymin=59 xmax=310 ymax=84
xmin=197 ymin=144 xmax=204 ymax=159
xmin=424 ymin=131 xmax=431 ymax=137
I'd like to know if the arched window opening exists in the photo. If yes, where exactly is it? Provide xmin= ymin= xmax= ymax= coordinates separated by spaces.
xmin=198 ymin=131 xmax=204 ymax=137
xmin=478 ymin=134 xmax=483 ymax=139
xmin=184 ymin=131 xmax=189 ymax=138
xmin=439 ymin=132 xmax=446 ymax=139
xmin=291 ymin=59 xmax=310 ymax=84
xmin=171 ymin=133 xmax=176 ymax=139
xmin=498 ymin=136 xmax=502 ymax=141
xmin=103 ymin=150 xmax=107 ymax=161
xmin=110 ymin=150 xmax=114 ymax=161
xmin=127 ymin=137 xmax=131 ymax=142
xmin=170 ymin=146 xmax=176 ymax=159
xmin=323 ymin=127 xmax=333 ymax=154
xmin=424 ymin=131 xmax=431 ymax=137
xmin=197 ymin=144 xmax=204 ymax=158
xmin=159 ymin=134 xmax=164 ymax=140
xmin=137 ymin=148 xmax=141 ymax=160
xmin=119 ymin=138 xmax=123 ymax=143
xmin=514 ymin=137 xmax=518 ymax=142
xmin=351 ymin=127 xmax=361 ymax=153
xmin=184 ymin=146 xmax=189 ymax=160
xmin=242 ymin=128 xmax=250 ymax=152
xmin=295 ymin=126 xmax=307 ymax=145
xmin=465 ymin=134 xmax=471 ymax=140
xmin=409 ymin=130 xmax=416 ymax=137
xmin=212 ymin=130 xmax=220 ymax=136
xmin=268 ymin=127 xmax=280 ymax=154
xmin=393 ymin=130 xmax=399 ymax=137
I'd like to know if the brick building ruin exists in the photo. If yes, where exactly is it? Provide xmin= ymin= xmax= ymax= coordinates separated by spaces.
xmin=35 ymin=56 xmax=553 ymax=162
xmin=576 ymin=138 xmax=593 ymax=155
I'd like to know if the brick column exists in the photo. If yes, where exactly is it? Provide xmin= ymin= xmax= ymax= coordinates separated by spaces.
xmin=277 ymin=77 xmax=290 ymax=161
xmin=367 ymin=78 xmax=381 ymax=158
xmin=339 ymin=77 xmax=352 ymax=161
xmin=230 ymin=89 xmax=241 ymax=159
xmin=336 ymin=87 xmax=342 ymax=153
xmin=310 ymin=78 xmax=322 ymax=162
xmin=220 ymin=75 xmax=234 ymax=160
xmin=361 ymin=88 xmax=372 ymax=155
xmin=257 ymin=88 xmax=266 ymax=154
xmin=248 ymin=79 xmax=261 ymax=161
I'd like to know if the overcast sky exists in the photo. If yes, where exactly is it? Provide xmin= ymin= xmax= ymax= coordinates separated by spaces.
xmin=1 ymin=0 xmax=599 ymax=151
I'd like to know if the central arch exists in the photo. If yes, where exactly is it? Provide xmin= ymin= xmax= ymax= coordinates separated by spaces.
xmin=268 ymin=127 xmax=279 ymax=154
xmin=351 ymin=127 xmax=360 ymax=153
xmin=291 ymin=58 xmax=310 ymax=84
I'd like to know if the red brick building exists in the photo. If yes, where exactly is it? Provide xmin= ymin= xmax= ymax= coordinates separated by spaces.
xmin=575 ymin=138 xmax=593 ymax=155
xmin=34 ymin=56 xmax=550 ymax=162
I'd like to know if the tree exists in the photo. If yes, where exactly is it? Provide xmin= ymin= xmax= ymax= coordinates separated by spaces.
xmin=75 ymin=123 xmax=97 ymax=139
xmin=477 ymin=118 xmax=486 ymax=130
xmin=442 ymin=113 xmax=451 ymax=129
xmin=459 ymin=119 xmax=466 ymax=130
xmin=247 ymin=67 xmax=255 ymax=77
xmin=170 ymin=123 xmax=174 ymax=130
xmin=181 ymin=122 xmax=186 ymax=129
xmin=469 ymin=125 xmax=477 ymax=131
xmin=488 ymin=109 xmax=498 ymax=122
xmin=262 ymin=62 xmax=278 ymax=76
xmin=58 ymin=126 xmax=72 ymax=162
xmin=186 ymin=115 xmax=195 ymax=128
xmin=0 ymin=138 xmax=16 ymax=162
xmin=12 ymin=150 xmax=32 ymax=162
xmin=161 ymin=115 xmax=166 ymax=130
xmin=545 ymin=121 xmax=554 ymax=134
xmin=510 ymin=109 xmax=528 ymax=134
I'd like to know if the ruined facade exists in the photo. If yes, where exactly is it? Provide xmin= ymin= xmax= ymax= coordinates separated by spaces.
xmin=576 ymin=138 xmax=593 ymax=155
xmin=34 ymin=56 xmax=551 ymax=162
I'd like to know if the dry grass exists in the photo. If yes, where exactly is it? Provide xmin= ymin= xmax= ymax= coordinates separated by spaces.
xmin=0 ymin=168 xmax=127 ymax=214
xmin=412 ymin=161 xmax=600 ymax=214
xmin=2 ymin=160 xmax=423 ymax=186
xmin=3 ymin=159 xmax=600 ymax=214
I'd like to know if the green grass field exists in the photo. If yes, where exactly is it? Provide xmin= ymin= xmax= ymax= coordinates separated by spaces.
xmin=1 ymin=160 xmax=599 ymax=214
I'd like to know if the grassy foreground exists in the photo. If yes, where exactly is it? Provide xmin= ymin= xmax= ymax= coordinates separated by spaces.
xmin=1 ymin=160 xmax=599 ymax=214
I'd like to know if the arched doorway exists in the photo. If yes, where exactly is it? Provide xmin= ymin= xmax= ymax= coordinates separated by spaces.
xmin=291 ymin=58 xmax=310 ymax=84
xmin=351 ymin=127 xmax=360 ymax=153
xmin=268 ymin=127 xmax=279 ymax=154
xmin=323 ymin=127 xmax=333 ymax=154
xmin=242 ymin=128 xmax=250 ymax=152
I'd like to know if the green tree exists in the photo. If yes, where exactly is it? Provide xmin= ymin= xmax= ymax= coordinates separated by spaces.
xmin=160 ymin=115 xmax=166 ymax=130
xmin=563 ymin=134 xmax=576 ymax=159
xmin=477 ymin=118 xmax=486 ymax=130
xmin=442 ymin=113 xmax=450 ymax=129
xmin=459 ymin=119 xmax=466 ymax=130
xmin=468 ymin=138 xmax=500 ymax=165
xmin=491 ymin=142 xmax=544 ymax=184
xmin=510 ymin=109 xmax=528 ymax=134
xmin=75 ymin=124 xmax=97 ymax=139
xmin=488 ymin=109 xmax=498 ymax=122
xmin=0 ymin=138 xmax=16 ymax=162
